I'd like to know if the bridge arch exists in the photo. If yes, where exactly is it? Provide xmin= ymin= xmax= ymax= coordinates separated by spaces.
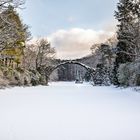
xmin=46 ymin=60 xmax=95 ymax=81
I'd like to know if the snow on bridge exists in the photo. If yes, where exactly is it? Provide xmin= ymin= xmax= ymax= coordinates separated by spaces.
xmin=45 ymin=60 xmax=95 ymax=77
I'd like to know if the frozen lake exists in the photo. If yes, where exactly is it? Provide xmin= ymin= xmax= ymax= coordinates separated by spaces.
xmin=0 ymin=82 xmax=140 ymax=140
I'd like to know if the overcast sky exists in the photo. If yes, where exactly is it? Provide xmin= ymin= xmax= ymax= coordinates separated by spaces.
xmin=20 ymin=0 xmax=118 ymax=59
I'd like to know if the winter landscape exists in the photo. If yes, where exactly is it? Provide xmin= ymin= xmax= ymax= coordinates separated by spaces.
xmin=0 ymin=0 xmax=140 ymax=140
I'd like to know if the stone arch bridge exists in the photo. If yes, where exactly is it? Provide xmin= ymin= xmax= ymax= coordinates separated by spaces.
xmin=45 ymin=60 xmax=95 ymax=80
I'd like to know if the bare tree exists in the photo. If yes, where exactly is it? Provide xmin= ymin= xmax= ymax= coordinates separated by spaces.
xmin=0 ymin=0 xmax=24 ymax=12
xmin=35 ymin=39 xmax=55 ymax=69
xmin=23 ymin=44 xmax=37 ymax=70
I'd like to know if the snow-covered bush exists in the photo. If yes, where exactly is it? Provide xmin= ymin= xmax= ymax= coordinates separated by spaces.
xmin=0 ymin=70 xmax=9 ymax=88
xmin=94 ymin=64 xmax=111 ymax=86
xmin=118 ymin=61 xmax=140 ymax=86
xmin=0 ymin=66 xmax=47 ymax=87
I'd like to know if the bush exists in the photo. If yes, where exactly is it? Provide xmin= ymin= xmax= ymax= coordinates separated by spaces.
xmin=118 ymin=61 xmax=140 ymax=86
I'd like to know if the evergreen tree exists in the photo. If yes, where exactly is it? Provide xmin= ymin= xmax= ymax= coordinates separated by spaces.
xmin=113 ymin=0 xmax=139 ymax=85
xmin=115 ymin=0 xmax=135 ymax=63
xmin=0 ymin=5 xmax=30 ymax=67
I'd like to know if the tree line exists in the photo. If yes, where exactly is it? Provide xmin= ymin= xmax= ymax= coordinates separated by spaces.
xmin=0 ymin=0 xmax=140 ymax=87
xmin=0 ymin=0 xmax=55 ymax=87
xmin=89 ymin=0 xmax=140 ymax=86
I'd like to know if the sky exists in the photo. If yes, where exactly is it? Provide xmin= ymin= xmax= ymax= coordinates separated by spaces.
xmin=19 ymin=0 xmax=118 ymax=59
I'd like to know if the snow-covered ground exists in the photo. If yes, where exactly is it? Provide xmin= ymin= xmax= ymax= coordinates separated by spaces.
xmin=0 ymin=82 xmax=140 ymax=140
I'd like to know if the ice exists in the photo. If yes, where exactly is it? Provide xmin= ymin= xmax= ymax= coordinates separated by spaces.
xmin=0 ymin=82 xmax=140 ymax=140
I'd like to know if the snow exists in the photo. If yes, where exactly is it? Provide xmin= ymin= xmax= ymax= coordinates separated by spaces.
xmin=0 ymin=82 xmax=140 ymax=140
